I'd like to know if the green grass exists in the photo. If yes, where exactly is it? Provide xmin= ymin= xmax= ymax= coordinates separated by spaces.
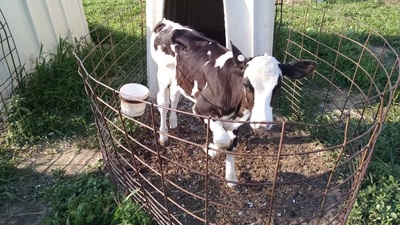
xmin=275 ymin=1 xmax=399 ymax=92
xmin=321 ymin=1 xmax=400 ymax=52
xmin=347 ymin=104 xmax=400 ymax=224
xmin=349 ymin=174 xmax=400 ymax=224
xmin=40 ymin=167 xmax=153 ymax=225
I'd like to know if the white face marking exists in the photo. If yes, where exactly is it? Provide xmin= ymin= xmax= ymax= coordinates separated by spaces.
xmin=244 ymin=54 xmax=281 ymax=129
xmin=207 ymin=51 xmax=211 ymax=55
xmin=191 ymin=81 xmax=199 ymax=96
xmin=214 ymin=51 xmax=233 ymax=69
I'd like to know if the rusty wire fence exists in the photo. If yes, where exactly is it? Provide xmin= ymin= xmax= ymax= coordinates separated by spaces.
xmin=0 ymin=9 xmax=23 ymax=125
xmin=74 ymin=3 xmax=399 ymax=225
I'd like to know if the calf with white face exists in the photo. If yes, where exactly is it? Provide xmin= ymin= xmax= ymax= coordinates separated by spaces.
xmin=151 ymin=19 xmax=316 ymax=188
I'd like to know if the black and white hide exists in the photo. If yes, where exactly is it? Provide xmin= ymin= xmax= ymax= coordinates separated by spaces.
xmin=151 ymin=19 xmax=317 ymax=188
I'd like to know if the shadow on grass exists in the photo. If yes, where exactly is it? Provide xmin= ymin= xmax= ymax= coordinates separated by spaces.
xmin=0 ymin=158 xmax=49 ymax=225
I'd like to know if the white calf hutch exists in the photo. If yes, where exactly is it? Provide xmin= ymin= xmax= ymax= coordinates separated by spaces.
xmin=146 ymin=0 xmax=276 ymax=98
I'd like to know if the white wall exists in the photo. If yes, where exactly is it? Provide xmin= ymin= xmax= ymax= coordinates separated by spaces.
xmin=0 ymin=0 xmax=89 ymax=108
xmin=223 ymin=0 xmax=275 ymax=57
xmin=146 ymin=0 xmax=165 ymax=100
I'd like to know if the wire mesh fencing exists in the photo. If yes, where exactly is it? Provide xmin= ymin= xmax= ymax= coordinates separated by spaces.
xmin=74 ymin=4 xmax=399 ymax=225
xmin=0 ymin=9 xmax=23 ymax=125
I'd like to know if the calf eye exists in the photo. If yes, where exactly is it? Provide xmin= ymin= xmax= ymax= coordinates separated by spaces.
xmin=270 ymin=88 xmax=280 ymax=107
xmin=270 ymin=77 xmax=282 ymax=107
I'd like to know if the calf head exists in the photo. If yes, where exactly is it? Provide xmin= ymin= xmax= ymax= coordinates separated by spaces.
xmin=231 ymin=42 xmax=317 ymax=130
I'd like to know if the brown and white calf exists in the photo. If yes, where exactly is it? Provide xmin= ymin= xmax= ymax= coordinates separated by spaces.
xmin=151 ymin=19 xmax=316 ymax=188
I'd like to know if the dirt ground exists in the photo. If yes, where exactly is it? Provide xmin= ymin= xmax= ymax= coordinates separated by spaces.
xmin=107 ymin=98 xmax=350 ymax=225
xmin=0 ymin=140 xmax=102 ymax=225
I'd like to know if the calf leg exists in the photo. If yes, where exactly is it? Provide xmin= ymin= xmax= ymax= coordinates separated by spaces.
xmin=204 ymin=120 xmax=239 ymax=188
xmin=169 ymin=84 xmax=181 ymax=129
xmin=204 ymin=120 xmax=231 ymax=158
xmin=157 ymin=82 xmax=170 ymax=146
xmin=226 ymin=129 xmax=239 ymax=188
xmin=226 ymin=153 xmax=238 ymax=188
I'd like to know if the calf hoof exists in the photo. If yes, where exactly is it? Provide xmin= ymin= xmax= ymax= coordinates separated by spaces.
xmin=204 ymin=148 xmax=219 ymax=158
xmin=227 ymin=183 xmax=243 ymax=193
xmin=169 ymin=114 xmax=178 ymax=129
xmin=159 ymin=138 xmax=169 ymax=147
xmin=169 ymin=120 xmax=178 ymax=129
xmin=204 ymin=143 xmax=221 ymax=158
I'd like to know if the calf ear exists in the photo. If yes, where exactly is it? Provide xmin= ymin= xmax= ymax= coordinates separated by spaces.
xmin=279 ymin=60 xmax=317 ymax=79
xmin=230 ymin=41 xmax=247 ymax=66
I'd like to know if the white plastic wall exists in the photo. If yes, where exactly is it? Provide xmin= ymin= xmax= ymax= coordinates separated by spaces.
xmin=0 ymin=0 xmax=89 ymax=104
xmin=0 ymin=0 xmax=89 ymax=70
xmin=146 ymin=0 xmax=275 ymax=99
xmin=146 ymin=0 xmax=165 ymax=100
xmin=223 ymin=0 xmax=275 ymax=57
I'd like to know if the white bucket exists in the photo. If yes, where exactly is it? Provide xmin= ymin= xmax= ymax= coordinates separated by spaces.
xmin=119 ymin=83 xmax=149 ymax=117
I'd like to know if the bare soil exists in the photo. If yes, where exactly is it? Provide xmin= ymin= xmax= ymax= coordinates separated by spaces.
xmin=113 ymin=99 xmax=348 ymax=225
xmin=17 ymin=140 xmax=102 ymax=176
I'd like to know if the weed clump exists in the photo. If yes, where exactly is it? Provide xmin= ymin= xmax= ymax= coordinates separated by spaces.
xmin=4 ymin=40 xmax=92 ymax=145
xmin=349 ymin=175 xmax=400 ymax=224
xmin=41 ymin=168 xmax=153 ymax=225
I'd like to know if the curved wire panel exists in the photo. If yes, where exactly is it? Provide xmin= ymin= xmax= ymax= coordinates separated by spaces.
xmin=74 ymin=4 xmax=399 ymax=225
xmin=0 ymin=9 xmax=23 ymax=119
